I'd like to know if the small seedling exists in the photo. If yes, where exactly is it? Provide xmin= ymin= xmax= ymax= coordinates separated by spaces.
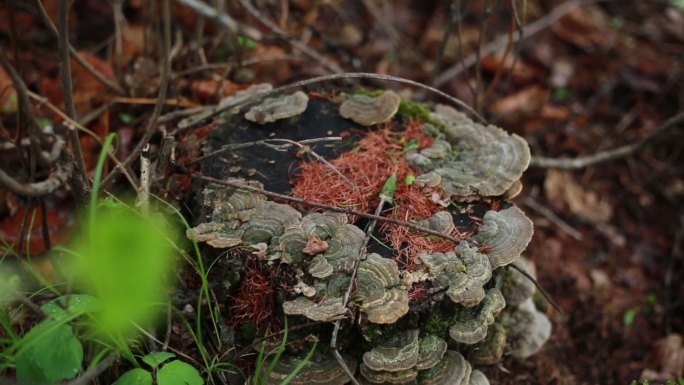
xmin=114 ymin=352 xmax=203 ymax=385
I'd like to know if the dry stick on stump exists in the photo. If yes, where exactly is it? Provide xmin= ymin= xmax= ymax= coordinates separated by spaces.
xmin=175 ymin=72 xmax=485 ymax=133
xmin=100 ymin=0 xmax=172 ymax=190
xmin=530 ymin=111 xmax=684 ymax=169
xmin=190 ymin=137 xmax=359 ymax=191
xmin=59 ymin=0 xmax=90 ymax=204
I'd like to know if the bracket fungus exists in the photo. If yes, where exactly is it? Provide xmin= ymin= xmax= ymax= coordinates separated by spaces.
xmin=470 ymin=323 xmax=507 ymax=365
xmin=448 ymin=289 xmax=506 ymax=344
xmin=501 ymin=298 xmax=552 ymax=359
xmin=357 ymin=253 xmax=410 ymax=324
xmin=418 ymin=244 xmax=492 ymax=307
xmin=339 ymin=90 xmax=401 ymax=126
xmin=417 ymin=350 xmax=472 ymax=385
xmin=282 ymin=296 xmax=347 ymax=322
xmin=473 ymin=206 xmax=534 ymax=269
xmin=363 ymin=329 xmax=421 ymax=372
xmin=189 ymin=89 xmax=551 ymax=385
xmin=244 ymin=90 xmax=309 ymax=124
xmin=410 ymin=104 xmax=530 ymax=199
xmin=219 ymin=83 xmax=273 ymax=114
xmin=501 ymin=257 xmax=537 ymax=306
xmin=265 ymin=351 xmax=357 ymax=385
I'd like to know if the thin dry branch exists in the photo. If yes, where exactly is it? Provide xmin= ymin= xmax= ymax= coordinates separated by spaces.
xmin=34 ymin=0 xmax=124 ymax=94
xmin=101 ymin=0 xmax=173 ymax=189
xmin=434 ymin=0 xmax=582 ymax=87
xmin=0 ymin=47 xmax=49 ymax=154
xmin=59 ymin=0 xmax=90 ymax=203
xmin=174 ymin=0 xmax=263 ymax=41
xmin=237 ymin=0 xmax=343 ymax=74
xmin=530 ymin=111 xmax=684 ymax=169
xmin=510 ymin=262 xmax=563 ymax=315
xmin=0 ymin=140 xmax=71 ymax=197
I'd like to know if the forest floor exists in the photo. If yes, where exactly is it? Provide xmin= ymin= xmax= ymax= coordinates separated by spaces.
xmin=1 ymin=1 xmax=683 ymax=384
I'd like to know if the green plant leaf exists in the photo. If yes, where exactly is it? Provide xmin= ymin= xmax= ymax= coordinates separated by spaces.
xmin=404 ymin=175 xmax=416 ymax=186
xmin=113 ymin=368 xmax=153 ymax=385
xmin=74 ymin=200 xmax=176 ymax=337
xmin=16 ymin=323 xmax=83 ymax=383
xmin=238 ymin=36 xmax=257 ymax=49
xmin=142 ymin=351 xmax=176 ymax=369
xmin=119 ymin=113 xmax=134 ymax=124
xmin=403 ymin=139 xmax=420 ymax=152
xmin=157 ymin=360 xmax=204 ymax=385
xmin=623 ymin=308 xmax=638 ymax=327
xmin=380 ymin=173 xmax=398 ymax=204
xmin=41 ymin=294 xmax=103 ymax=322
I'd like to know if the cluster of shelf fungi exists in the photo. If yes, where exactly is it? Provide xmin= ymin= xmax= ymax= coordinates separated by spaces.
xmin=187 ymin=86 xmax=551 ymax=385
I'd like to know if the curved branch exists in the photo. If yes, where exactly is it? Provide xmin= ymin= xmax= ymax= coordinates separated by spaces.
xmin=530 ymin=111 xmax=684 ymax=169
xmin=0 ymin=139 xmax=71 ymax=197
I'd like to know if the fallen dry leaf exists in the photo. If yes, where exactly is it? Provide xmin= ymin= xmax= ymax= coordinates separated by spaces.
xmin=481 ymin=50 xmax=538 ymax=83
xmin=552 ymin=5 xmax=617 ymax=50
xmin=544 ymin=170 xmax=613 ymax=223
xmin=490 ymin=85 xmax=548 ymax=117
xmin=641 ymin=334 xmax=684 ymax=382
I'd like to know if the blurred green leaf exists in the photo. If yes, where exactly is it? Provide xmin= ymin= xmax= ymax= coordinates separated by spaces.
xmin=16 ymin=323 xmax=83 ymax=383
xmin=74 ymin=201 xmax=176 ymax=337
xmin=41 ymin=294 xmax=103 ymax=322
xmin=157 ymin=360 xmax=204 ymax=385
xmin=119 ymin=113 xmax=134 ymax=124
xmin=552 ymin=87 xmax=570 ymax=103
xmin=113 ymin=368 xmax=154 ymax=385
xmin=237 ymin=36 xmax=257 ymax=49
xmin=623 ymin=308 xmax=638 ymax=327
xmin=405 ymin=175 xmax=416 ymax=186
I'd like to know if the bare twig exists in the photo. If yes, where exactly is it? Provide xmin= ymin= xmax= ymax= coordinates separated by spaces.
xmin=510 ymin=262 xmax=563 ymax=315
xmin=522 ymin=196 xmax=583 ymax=241
xmin=0 ymin=47 xmax=49 ymax=155
xmin=138 ymin=144 xmax=152 ymax=213
xmin=0 ymin=140 xmax=71 ymax=197
xmin=431 ymin=0 xmax=459 ymax=86
xmin=664 ymin=215 xmax=683 ymax=334
xmin=237 ymin=0 xmax=343 ymax=74
xmin=33 ymin=0 xmax=123 ymax=94
xmin=193 ymin=136 xmax=358 ymax=191
xmin=187 ymin=137 xmax=342 ymax=165
xmin=25 ymin=91 xmax=140 ymax=188
xmin=434 ymin=0 xmax=583 ymax=87
xmin=59 ymin=0 xmax=90 ymax=203
xmin=330 ymin=195 xmax=388 ymax=385
xmin=39 ymin=199 xmax=51 ymax=251
xmin=176 ymin=72 xmax=485 ymax=132
xmin=174 ymin=0 xmax=262 ymax=41
xmin=178 ymin=166 xmax=464 ymax=244
xmin=530 ymin=111 xmax=684 ymax=169
xmin=101 ymin=0 xmax=173 ymax=189
xmin=503 ymin=0 xmax=526 ymax=90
